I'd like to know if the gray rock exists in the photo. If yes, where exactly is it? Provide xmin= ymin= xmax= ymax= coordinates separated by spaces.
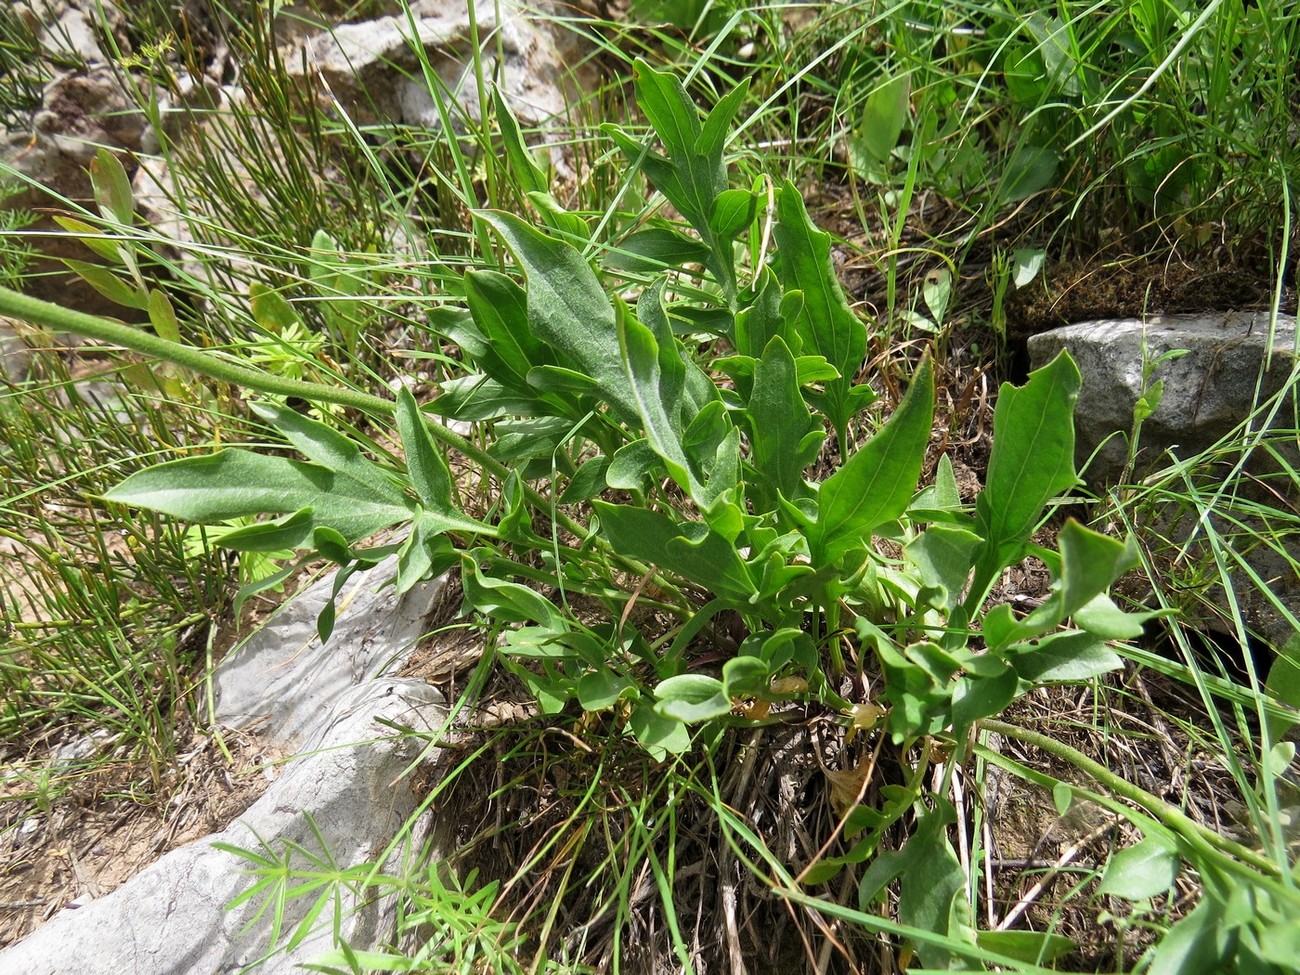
xmin=36 ymin=0 xmax=126 ymax=64
xmin=0 ymin=677 xmax=445 ymax=975
xmin=0 ymin=557 xmax=456 ymax=973
xmin=1027 ymin=311 xmax=1298 ymax=486
xmin=214 ymin=557 xmax=451 ymax=752
xmin=33 ymin=67 xmax=148 ymax=160
xmin=292 ymin=0 xmax=579 ymax=131
xmin=1 ymin=127 xmax=126 ymax=314
xmin=1029 ymin=312 xmax=1299 ymax=650
xmin=0 ymin=319 xmax=32 ymax=382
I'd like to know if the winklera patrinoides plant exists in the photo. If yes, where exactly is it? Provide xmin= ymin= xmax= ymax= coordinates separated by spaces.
xmin=0 ymin=61 xmax=1159 ymax=965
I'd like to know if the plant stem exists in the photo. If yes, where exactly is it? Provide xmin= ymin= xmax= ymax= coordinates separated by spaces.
xmin=0 ymin=284 xmax=587 ymax=537
xmin=978 ymin=717 xmax=1281 ymax=877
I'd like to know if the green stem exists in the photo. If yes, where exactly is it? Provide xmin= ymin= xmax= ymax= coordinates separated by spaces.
xmin=979 ymin=717 xmax=1281 ymax=878
xmin=0 ymin=284 xmax=588 ymax=538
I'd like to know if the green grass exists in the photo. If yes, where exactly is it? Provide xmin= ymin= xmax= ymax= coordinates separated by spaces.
xmin=0 ymin=344 xmax=231 ymax=791
xmin=1 ymin=0 xmax=1298 ymax=970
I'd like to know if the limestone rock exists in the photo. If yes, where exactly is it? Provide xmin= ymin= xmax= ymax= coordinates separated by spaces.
xmin=291 ymin=0 xmax=580 ymax=131
xmin=0 ymin=678 xmax=445 ymax=975
xmin=214 ymin=558 xmax=451 ymax=752
xmin=1029 ymin=312 xmax=1299 ymax=650
xmin=24 ymin=0 xmax=127 ymax=65
xmin=0 ymin=320 xmax=32 ymax=382
xmin=1027 ymin=312 xmax=1298 ymax=486
xmin=0 ymin=557 xmax=455 ymax=973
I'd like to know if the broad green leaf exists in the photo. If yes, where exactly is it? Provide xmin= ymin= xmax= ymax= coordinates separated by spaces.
xmin=634 ymin=282 xmax=684 ymax=419
xmin=695 ymin=76 xmax=749 ymax=159
xmin=249 ymin=283 xmax=300 ymax=333
xmin=747 ymin=335 xmax=821 ymax=508
xmin=477 ymin=211 xmax=637 ymax=422
xmin=853 ymin=73 xmax=910 ymax=164
xmin=950 ymin=668 xmax=1019 ymax=727
xmin=312 ymin=525 xmax=352 ymax=564
xmin=501 ymin=625 xmax=583 ymax=660
xmin=606 ymin=439 xmax=661 ymax=492
xmin=603 ymin=123 xmax=688 ymax=205
xmin=722 ymin=656 xmax=771 ymax=699
xmin=307 ymin=231 xmax=367 ymax=345
xmin=698 ymin=426 xmax=742 ymax=511
xmin=218 ymin=509 xmax=315 ymax=552
xmin=1013 ymin=247 xmax=1045 ymax=288
xmin=496 ymin=471 xmax=532 ymax=543
xmin=922 ymin=267 xmax=952 ymax=326
xmin=605 ymin=228 xmax=712 ymax=274
xmin=577 ymin=668 xmax=635 ymax=711
xmin=1053 ymin=782 xmax=1074 ymax=816
xmin=460 ymin=552 xmax=565 ymax=629
xmin=432 ymin=375 xmax=549 ymax=421
xmin=709 ymin=188 xmax=755 ymax=240
xmin=560 ymin=455 xmax=610 ymax=504
xmin=147 ymin=289 xmax=180 ymax=343
xmin=397 ymin=385 xmax=451 ymax=510
xmin=628 ymin=699 xmax=691 ymax=760
xmin=524 ymin=191 xmax=591 ymax=241
xmin=734 ymin=268 xmax=788 ymax=360
xmin=1059 ymin=519 xmax=1137 ymax=617
xmin=1007 ymin=630 xmax=1122 ymax=682
xmin=250 ymin=401 xmax=401 ymax=500
xmin=52 ymin=215 xmax=123 ymax=263
xmin=1002 ymin=144 xmax=1059 ymax=202
xmin=904 ymin=525 xmax=980 ymax=612
xmin=869 ymin=634 xmax=961 ymax=739
xmin=90 ymin=147 xmax=134 ymax=226
xmin=1147 ymin=898 xmax=1226 ymax=975
xmin=634 ymin=59 xmax=701 ymax=161
xmin=981 ymin=598 xmax=1064 ymax=653
xmin=910 ymin=453 xmax=962 ymax=519
xmin=491 ymin=85 xmax=547 ymax=196
xmin=394 ymin=520 xmax=457 ymax=595
xmin=1266 ymin=633 xmax=1300 ymax=742
xmin=1098 ymin=835 xmax=1180 ymax=899
xmin=898 ymin=801 xmax=975 ymax=970
xmin=395 ymin=387 xmax=493 ymax=536
xmin=593 ymin=502 xmax=755 ymax=603
xmin=616 ymin=300 xmax=698 ymax=496
xmin=464 ymin=269 xmax=550 ymax=391
xmin=524 ymin=365 xmax=604 ymax=402
xmin=812 ymin=356 xmax=933 ymax=564
xmin=976 ymin=930 xmax=1075 ymax=964
xmin=859 ymin=799 xmax=974 ymax=968
xmin=61 ymin=260 xmax=147 ymax=310
xmin=655 ymin=673 xmax=731 ymax=722
xmin=637 ymin=280 xmax=717 ymax=417
xmin=629 ymin=60 xmax=720 ymax=233
xmin=105 ymin=449 xmax=412 ymax=543
xmin=490 ymin=416 xmax=572 ymax=465
xmin=1073 ymin=592 xmax=1158 ymax=639
xmin=969 ymin=351 xmax=1081 ymax=608
xmin=772 ymin=182 xmax=868 ymax=431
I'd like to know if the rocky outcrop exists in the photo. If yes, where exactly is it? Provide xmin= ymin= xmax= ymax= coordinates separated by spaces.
xmin=1029 ymin=312 xmax=1299 ymax=650
xmin=0 ymin=559 xmax=453 ymax=975
xmin=1027 ymin=312 xmax=1298 ymax=486
xmin=291 ymin=0 xmax=582 ymax=131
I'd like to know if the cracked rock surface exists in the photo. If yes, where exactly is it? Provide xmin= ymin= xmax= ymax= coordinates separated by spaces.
xmin=0 ymin=560 xmax=450 ymax=975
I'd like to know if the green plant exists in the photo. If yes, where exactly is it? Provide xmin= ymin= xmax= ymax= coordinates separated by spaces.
xmin=0 ymin=342 xmax=228 ymax=785
xmin=766 ymin=0 xmax=1300 ymax=265
xmin=0 ymin=60 xmax=1157 ymax=964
